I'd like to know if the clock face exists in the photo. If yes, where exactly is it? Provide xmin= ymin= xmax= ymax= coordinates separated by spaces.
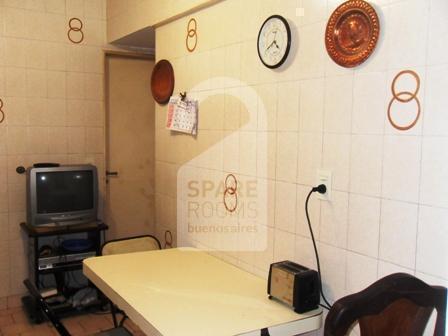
xmin=257 ymin=15 xmax=291 ymax=69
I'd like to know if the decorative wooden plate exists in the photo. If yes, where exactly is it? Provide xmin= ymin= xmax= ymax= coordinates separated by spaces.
xmin=325 ymin=0 xmax=380 ymax=68
xmin=151 ymin=59 xmax=175 ymax=105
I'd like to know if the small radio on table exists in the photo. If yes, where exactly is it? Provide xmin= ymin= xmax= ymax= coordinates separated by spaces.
xmin=268 ymin=261 xmax=320 ymax=313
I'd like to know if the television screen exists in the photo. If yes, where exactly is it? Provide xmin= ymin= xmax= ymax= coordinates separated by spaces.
xmin=36 ymin=170 xmax=94 ymax=214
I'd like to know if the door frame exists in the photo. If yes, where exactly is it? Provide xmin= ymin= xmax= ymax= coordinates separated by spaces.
xmin=104 ymin=50 xmax=154 ymax=180
xmin=103 ymin=50 xmax=155 ymax=235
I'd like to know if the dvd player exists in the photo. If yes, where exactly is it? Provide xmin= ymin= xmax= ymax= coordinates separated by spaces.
xmin=38 ymin=251 xmax=96 ymax=270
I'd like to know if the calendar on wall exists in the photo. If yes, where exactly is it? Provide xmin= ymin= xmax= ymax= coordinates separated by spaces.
xmin=166 ymin=95 xmax=198 ymax=135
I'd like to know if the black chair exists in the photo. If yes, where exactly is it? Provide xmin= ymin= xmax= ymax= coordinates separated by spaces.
xmin=101 ymin=235 xmax=162 ymax=327
xmin=324 ymin=273 xmax=447 ymax=336
xmin=24 ymin=280 xmax=132 ymax=336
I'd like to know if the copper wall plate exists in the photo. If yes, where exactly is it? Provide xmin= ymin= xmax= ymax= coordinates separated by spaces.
xmin=151 ymin=59 xmax=175 ymax=105
xmin=325 ymin=0 xmax=380 ymax=68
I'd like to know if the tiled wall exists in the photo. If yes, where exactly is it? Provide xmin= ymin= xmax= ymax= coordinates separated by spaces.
xmin=106 ymin=0 xmax=218 ymax=42
xmin=155 ymin=0 xmax=448 ymax=327
xmin=0 ymin=0 xmax=106 ymax=297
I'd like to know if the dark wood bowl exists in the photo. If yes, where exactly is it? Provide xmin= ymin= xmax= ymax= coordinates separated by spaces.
xmin=151 ymin=59 xmax=175 ymax=104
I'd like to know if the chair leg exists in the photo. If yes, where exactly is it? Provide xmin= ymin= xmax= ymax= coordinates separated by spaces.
xmin=110 ymin=300 xmax=118 ymax=328
xmin=119 ymin=314 xmax=127 ymax=327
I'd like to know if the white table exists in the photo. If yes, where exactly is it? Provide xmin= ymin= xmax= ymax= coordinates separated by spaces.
xmin=83 ymin=248 xmax=322 ymax=336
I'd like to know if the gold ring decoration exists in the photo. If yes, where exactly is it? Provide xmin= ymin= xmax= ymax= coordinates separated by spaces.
xmin=387 ymin=70 xmax=421 ymax=131
xmin=67 ymin=17 xmax=84 ymax=44
xmin=0 ymin=99 xmax=5 ymax=124
xmin=223 ymin=174 xmax=238 ymax=213
xmin=164 ymin=230 xmax=173 ymax=249
xmin=391 ymin=70 xmax=420 ymax=103
xmin=387 ymin=92 xmax=421 ymax=131
xmin=186 ymin=18 xmax=197 ymax=52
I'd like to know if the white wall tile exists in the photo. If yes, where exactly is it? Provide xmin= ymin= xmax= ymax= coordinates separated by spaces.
xmin=276 ymin=132 xmax=298 ymax=183
xmin=5 ymin=67 xmax=26 ymax=97
xmin=352 ymin=72 xmax=387 ymax=135
xmin=415 ymin=271 xmax=448 ymax=288
xmin=277 ymin=81 xmax=300 ymax=131
xmin=295 ymin=234 xmax=316 ymax=270
xmin=427 ymin=0 xmax=448 ymax=66
xmin=319 ymin=243 xmax=347 ymax=302
xmin=47 ymin=71 xmax=66 ymax=99
xmin=4 ymin=38 xmax=26 ymax=67
xmin=346 ymin=252 xmax=378 ymax=294
xmin=44 ymin=13 xmax=65 ymax=42
xmin=423 ymin=65 xmax=448 ymax=136
xmin=297 ymin=22 xmax=325 ymax=79
xmin=420 ymin=137 xmax=448 ymax=208
xmin=324 ymin=75 xmax=353 ymax=134
xmin=297 ymin=132 xmax=322 ymax=185
xmin=256 ymin=131 xmax=275 ymax=179
xmin=257 ymin=83 xmax=277 ymax=131
xmin=240 ymin=40 xmax=259 ymax=85
xmin=299 ymin=0 xmax=327 ymax=26
xmin=5 ymin=97 xmax=28 ymax=126
xmin=66 ymin=72 xmax=85 ymax=99
xmin=66 ymin=0 xmax=84 ymax=18
xmin=349 ymin=135 xmax=383 ymax=197
xmin=84 ymin=0 xmax=104 ymax=19
xmin=45 ymin=0 xmax=65 ymax=14
xmin=299 ymin=78 xmax=324 ymax=133
xmin=387 ymin=0 xmax=429 ymax=69
xmin=416 ymin=206 xmax=448 ymax=279
xmin=381 ymin=135 xmax=421 ymax=203
xmin=348 ymin=194 xmax=380 ymax=258
xmin=273 ymin=229 xmax=295 ymax=261
xmin=378 ymin=260 xmax=414 ymax=280
xmin=4 ymin=8 xmax=26 ymax=38
xmin=66 ymin=44 xmax=84 ymax=72
xmin=379 ymin=199 xmax=418 ymax=269
xmin=320 ymin=191 xmax=348 ymax=249
xmin=322 ymin=133 xmax=350 ymax=191
xmin=46 ymin=42 xmax=66 ymax=71
xmin=274 ymin=181 xmax=297 ymax=234
xmin=239 ymin=131 xmax=257 ymax=176
xmin=296 ymin=184 xmax=320 ymax=239
xmin=254 ymin=226 xmax=274 ymax=272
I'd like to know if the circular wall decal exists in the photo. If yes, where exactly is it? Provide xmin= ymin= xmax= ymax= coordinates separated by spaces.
xmin=67 ymin=17 xmax=84 ymax=44
xmin=223 ymin=174 xmax=238 ymax=213
xmin=186 ymin=18 xmax=197 ymax=52
xmin=387 ymin=70 xmax=421 ymax=131
xmin=325 ymin=0 xmax=380 ymax=68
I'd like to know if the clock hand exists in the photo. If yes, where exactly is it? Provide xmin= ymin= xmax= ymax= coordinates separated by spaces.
xmin=273 ymin=40 xmax=280 ymax=49
xmin=266 ymin=40 xmax=275 ymax=51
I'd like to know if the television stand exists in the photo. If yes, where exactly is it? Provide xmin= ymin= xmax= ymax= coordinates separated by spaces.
xmin=20 ymin=221 xmax=108 ymax=322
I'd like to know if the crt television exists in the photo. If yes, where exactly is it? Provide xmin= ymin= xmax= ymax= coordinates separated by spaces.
xmin=26 ymin=164 xmax=98 ymax=226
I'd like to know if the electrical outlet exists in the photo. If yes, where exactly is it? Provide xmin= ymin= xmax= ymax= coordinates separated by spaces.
xmin=316 ymin=170 xmax=332 ymax=201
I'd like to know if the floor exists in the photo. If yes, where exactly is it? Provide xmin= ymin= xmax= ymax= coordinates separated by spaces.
xmin=0 ymin=296 xmax=147 ymax=336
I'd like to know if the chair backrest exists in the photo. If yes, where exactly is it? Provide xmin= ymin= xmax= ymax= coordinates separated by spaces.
xmin=324 ymin=273 xmax=447 ymax=336
xmin=101 ymin=235 xmax=161 ymax=256
xmin=23 ymin=280 xmax=71 ymax=336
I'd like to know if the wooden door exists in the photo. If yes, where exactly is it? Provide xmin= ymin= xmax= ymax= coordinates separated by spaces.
xmin=105 ymin=54 xmax=155 ymax=239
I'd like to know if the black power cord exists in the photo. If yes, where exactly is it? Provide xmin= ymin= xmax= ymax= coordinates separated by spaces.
xmin=305 ymin=184 xmax=332 ymax=310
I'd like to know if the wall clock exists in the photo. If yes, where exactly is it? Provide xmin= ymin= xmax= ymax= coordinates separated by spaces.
xmin=257 ymin=15 xmax=291 ymax=69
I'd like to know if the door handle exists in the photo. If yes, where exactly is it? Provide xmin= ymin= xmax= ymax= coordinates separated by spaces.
xmin=106 ymin=171 xmax=119 ymax=177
